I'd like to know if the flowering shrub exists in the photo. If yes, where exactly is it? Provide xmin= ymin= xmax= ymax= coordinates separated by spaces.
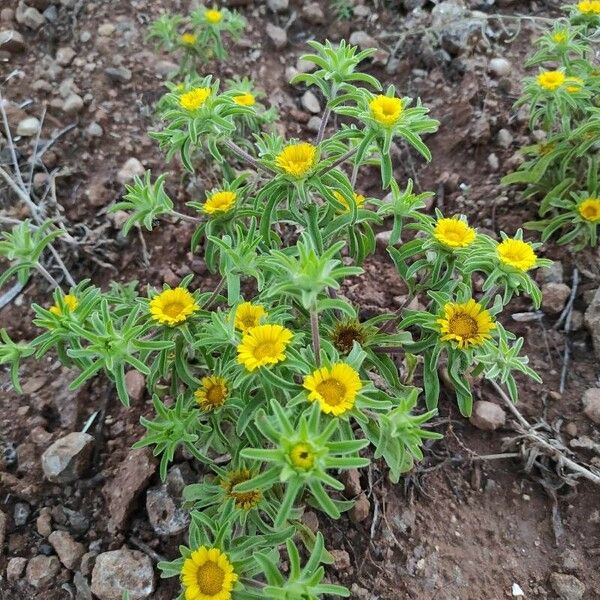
xmin=503 ymin=2 xmax=600 ymax=248
xmin=0 ymin=37 xmax=549 ymax=600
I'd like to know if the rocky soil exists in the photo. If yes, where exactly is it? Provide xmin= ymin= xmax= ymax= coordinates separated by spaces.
xmin=1 ymin=0 xmax=600 ymax=599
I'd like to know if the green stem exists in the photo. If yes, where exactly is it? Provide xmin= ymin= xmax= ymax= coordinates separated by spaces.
xmin=310 ymin=304 xmax=321 ymax=366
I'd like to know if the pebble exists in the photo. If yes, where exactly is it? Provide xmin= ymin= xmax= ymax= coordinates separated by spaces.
xmin=267 ymin=0 xmax=289 ymax=11
xmin=349 ymin=30 xmax=378 ymax=51
xmin=307 ymin=116 xmax=321 ymax=132
xmin=86 ymin=121 xmax=103 ymax=137
xmin=105 ymin=66 xmax=132 ymax=83
xmin=117 ymin=157 xmax=145 ymax=185
xmin=302 ymin=2 xmax=326 ymax=24
xmin=496 ymin=128 xmax=513 ymax=148
xmin=488 ymin=153 xmax=499 ymax=171
xmin=301 ymin=90 xmax=321 ymax=114
xmin=48 ymin=530 xmax=85 ymax=570
xmin=330 ymin=549 xmax=351 ymax=571
xmin=26 ymin=555 xmax=61 ymax=589
xmin=16 ymin=116 xmax=41 ymax=137
xmin=13 ymin=501 xmax=30 ymax=526
xmin=146 ymin=484 xmax=189 ymax=536
xmin=91 ymin=548 xmax=156 ymax=599
xmin=125 ymin=370 xmax=146 ymax=403
xmin=342 ymin=469 xmax=362 ymax=497
xmin=0 ymin=30 xmax=26 ymax=53
xmin=74 ymin=571 xmax=93 ymax=600
xmin=56 ymin=46 xmax=76 ymax=66
xmin=536 ymin=261 xmax=563 ymax=285
xmin=43 ymin=5 xmax=58 ymax=22
xmin=549 ymin=573 xmax=585 ymax=600
xmin=62 ymin=92 xmax=85 ymax=114
xmin=7 ymin=557 xmax=27 ymax=581
xmin=541 ymin=282 xmax=571 ymax=315
xmin=0 ymin=509 xmax=6 ymax=550
xmin=37 ymin=508 xmax=53 ymax=537
xmin=41 ymin=432 xmax=94 ymax=483
xmin=97 ymin=22 xmax=115 ymax=36
xmin=488 ymin=57 xmax=511 ymax=77
xmin=154 ymin=59 xmax=178 ymax=78
xmin=349 ymin=492 xmax=370 ymax=524
xmin=104 ymin=448 xmax=157 ymax=531
xmin=584 ymin=286 xmax=600 ymax=359
xmin=469 ymin=400 xmax=506 ymax=431
xmin=266 ymin=23 xmax=287 ymax=49
xmin=17 ymin=5 xmax=45 ymax=29
xmin=582 ymin=388 xmax=600 ymax=424
xmin=1 ymin=8 xmax=14 ymax=22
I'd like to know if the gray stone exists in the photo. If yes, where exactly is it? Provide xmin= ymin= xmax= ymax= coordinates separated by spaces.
xmin=146 ymin=484 xmax=189 ymax=536
xmin=301 ymin=90 xmax=320 ymax=114
xmin=496 ymin=128 xmax=513 ymax=148
xmin=125 ymin=370 xmax=145 ymax=403
xmin=43 ymin=5 xmax=58 ymax=22
xmin=488 ymin=57 xmax=511 ymax=77
xmin=302 ymin=2 xmax=325 ymax=24
xmin=330 ymin=549 xmax=351 ymax=571
xmin=86 ymin=121 xmax=104 ymax=137
xmin=307 ymin=116 xmax=322 ymax=132
xmin=582 ymin=388 xmax=600 ymax=424
xmin=266 ymin=23 xmax=287 ymax=49
xmin=541 ymin=282 xmax=571 ymax=315
xmin=41 ymin=432 xmax=94 ymax=483
xmin=7 ymin=557 xmax=27 ymax=581
xmin=105 ymin=66 xmax=132 ymax=83
xmin=97 ymin=23 xmax=115 ymax=36
xmin=13 ymin=501 xmax=30 ymax=526
xmin=349 ymin=492 xmax=370 ymax=524
xmin=0 ymin=509 xmax=6 ymax=551
xmin=56 ymin=46 xmax=76 ymax=66
xmin=26 ymin=555 xmax=60 ymax=589
xmin=16 ymin=116 xmax=41 ymax=137
xmin=154 ymin=59 xmax=178 ymax=78
xmin=36 ymin=508 xmax=52 ymax=537
xmin=74 ymin=571 xmax=93 ymax=600
xmin=117 ymin=157 xmax=145 ymax=185
xmin=91 ymin=548 xmax=155 ymax=599
xmin=17 ymin=5 xmax=45 ymax=29
xmin=349 ymin=31 xmax=378 ymax=51
xmin=584 ymin=286 xmax=600 ymax=359
xmin=469 ymin=401 xmax=506 ymax=431
xmin=62 ymin=93 xmax=84 ymax=114
xmin=49 ymin=529 xmax=85 ymax=570
xmin=431 ymin=0 xmax=484 ymax=55
xmin=0 ymin=30 xmax=26 ymax=53
xmin=267 ymin=0 xmax=289 ymax=11
xmin=537 ymin=261 xmax=563 ymax=285
xmin=549 ymin=573 xmax=585 ymax=600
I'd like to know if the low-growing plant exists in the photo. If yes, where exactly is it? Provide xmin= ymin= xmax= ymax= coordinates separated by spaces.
xmin=502 ymin=2 xmax=600 ymax=249
xmin=1 ymin=35 xmax=550 ymax=600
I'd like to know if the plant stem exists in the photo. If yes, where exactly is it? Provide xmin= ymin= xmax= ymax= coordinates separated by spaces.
xmin=222 ymin=139 xmax=276 ymax=175
xmin=170 ymin=210 xmax=202 ymax=224
xmin=203 ymin=276 xmax=226 ymax=311
xmin=310 ymin=304 xmax=321 ymax=366
xmin=35 ymin=263 xmax=61 ymax=289
xmin=316 ymin=107 xmax=331 ymax=145
xmin=319 ymin=146 xmax=358 ymax=176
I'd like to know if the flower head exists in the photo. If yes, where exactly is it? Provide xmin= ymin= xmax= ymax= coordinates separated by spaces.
xmin=195 ymin=376 xmax=229 ymax=411
xmin=181 ymin=33 xmax=197 ymax=45
xmin=289 ymin=442 xmax=316 ymax=471
xmin=551 ymin=31 xmax=568 ymax=44
xmin=437 ymin=300 xmax=495 ymax=349
xmin=205 ymin=9 xmax=223 ymax=24
xmin=578 ymin=0 xmax=600 ymax=14
xmin=180 ymin=87 xmax=211 ymax=111
xmin=275 ymin=143 xmax=317 ymax=178
xmin=149 ymin=287 xmax=198 ymax=326
xmin=496 ymin=238 xmax=538 ymax=272
xmin=333 ymin=190 xmax=365 ymax=212
xmin=537 ymin=70 xmax=566 ymax=91
xmin=181 ymin=546 xmax=237 ymax=600
xmin=330 ymin=318 xmax=368 ymax=354
xmin=232 ymin=93 xmax=255 ymax=106
xmin=565 ymin=76 xmax=584 ymax=93
xmin=369 ymin=95 xmax=403 ymax=127
xmin=433 ymin=217 xmax=476 ymax=249
xmin=203 ymin=191 xmax=237 ymax=215
xmin=234 ymin=302 xmax=266 ymax=332
xmin=303 ymin=363 xmax=362 ymax=416
xmin=578 ymin=198 xmax=600 ymax=223
xmin=237 ymin=324 xmax=293 ymax=371
xmin=49 ymin=294 xmax=78 ymax=316
xmin=220 ymin=469 xmax=262 ymax=510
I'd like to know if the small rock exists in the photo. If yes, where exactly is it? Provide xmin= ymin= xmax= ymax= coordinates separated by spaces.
xmin=41 ymin=432 xmax=94 ymax=483
xmin=307 ymin=116 xmax=321 ymax=132
xmin=154 ymin=59 xmax=178 ymax=78
xmin=330 ymin=549 xmax=351 ymax=571
xmin=117 ymin=157 xmax=145 ymax=185
xmin=146 ymin=484 xmax=189 ymax=536
xmin=541 ymin=282 xmax=571 ymax=315
xmin=74 ymin=571 xmax=93 ymax=600
xmin=497 ymin=128 xmax=513 ymax=148
xmin=488 ymin=153 xmax=499 ymax=171
xmin=266 ymin=23 xmax=287 ymax=49
xmin=62 ymin=93 xmax=84 ymax=114
xmin=86 ymin=121 xmax=103 ymax=137
xmin=536 ymin=261 xmax=563 ymax=285
xmin=469 ymin=400 xmax=506 ymax=431
xmin=125 ymin=370 xmax=146 ymax=403
xmin=91 ymin=548 xmax=156 ymax=599
xmin=349 ymin=492 xmax=370 ymax=524
xmin=105 ymin=66 xmax=132 ymax=83
xmin=56 ymin=46 xmax=76 ymax=66
xmin=17 ymin=5 xmax=45 ymax=29
xmin=349 ymin=30 xmax=378 ymax=51
xmin=342 ymin=469 xmax=362 ymax=497
xmin=267 ymin=0 xmax=288 ymax=11
xmin=296 ymin=58 xmax=315 ymax=73
xmin=36 ymin=508 xmax=53 ymax=537
xmin=7 ymin=557 xmax=27 ymax=581
xmin=97 ymin=22 xmax=115 ymax=36
xmin=26 ymin=555 xmax=61 ymax=589
xmin=80 ymin=551 xmax=96 ymax=576
xmin=0 ymin=509 xmax=6 ymax=550
xmin=301 ymin=90 xmax=320 ymax=114
xmin=48 ymin=530 xmax=85 ymax=570
xmin=0 ymin=30 xmax=26 ymax=53
xmin=582 ymin=388 xmax=600 ymax=424
xmin=104 ymin=448 xmax=157 ymax=532
xmin=302 ymin=2 xmax=325 ymax=24
xmin=1 ymin=8 xmax=14 ymax=22
xmin=16 ymin=116 xmax=41 ymax=137
xmin=13 ymin=502 xmax=30 ymax=526
xmin=584 ymin=286 xmax=600 ymax=359
xmin=301 ymin=510 xmax=319 ymax=533
xmin=549 ymin=573 xmax=585 ymax=600
xmin=488 ymin=57 xmax=511 ymax=77
xmin=375 ymin=230 xmax=393 ymax=248
xmin=43 ymin=4 xmax=58 ymax=22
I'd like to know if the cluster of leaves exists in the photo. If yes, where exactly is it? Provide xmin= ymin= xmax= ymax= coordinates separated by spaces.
xmin=0 ymin=35 xmax=550 ymax=600
xmin=148 ymin=4 xmax=245 ymax=75
xmin=503 ymin=3 xmax=600 ymax=248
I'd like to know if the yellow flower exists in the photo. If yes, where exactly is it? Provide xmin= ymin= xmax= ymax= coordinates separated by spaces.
xmin=565 ymin=77 xmax=584 ymax=93
xmin=180 ymin=87 xmax=211 ymax=111
xmin=496 ymin=239 xmax=538 ymax=272
xmin=205 ymin=9 xmax=223 ymax=24
xmin=237 ymin=324 xmax=293 ymax=371
xmin=433 ymin=217 xmax=476 ymax=249
xmin=303 ymin=363 xmax=362 ymax=416
xmin=234 ymin=302 xmax=266 ymax=332
xmin=220 ymin=469 xmax=262 ymax=510
xmin=551 ymin=31 xmax=568 ymax=44
xmin=578 ymin=0 xmax=600 ymax=13
xmin=333 ymin=190 xmax=365 ymax=212
xmin=437 ymin=300 xmax=495 ymax=349
xmin=181 ymin=33 xmax=197 ymax=45
xmin=203 ymin=191 xmax=237 ymax=215
xmin=275 ymin=143 xmax=317 ymax=178
xmin=232 ymin=93 xmax=255 ymax=106
xmin=181 ymin=546 xmax=237 ymax=600
xmin=537 ymin=70 xmax=566 ymax=91
xmin=149 ymin=287 xmax=198 ymax=326
xmin=49 ymin=294 xmax=78 ymax=316
xmin=195 ymin=376 xmax=229 ymax=411
xmin=289 ymin=442 xmax=316 ymax=471
xmin=369 ymin=95 xmax=403 ymax=127
xmin=578 ymin=198 xmax=600 ymax=223
xmin=330 ymin=318 xmax=369 ymax=355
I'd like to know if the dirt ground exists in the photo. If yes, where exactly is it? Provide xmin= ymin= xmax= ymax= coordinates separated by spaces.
xmin=1 ymin=0 xmax=600 ymax=599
